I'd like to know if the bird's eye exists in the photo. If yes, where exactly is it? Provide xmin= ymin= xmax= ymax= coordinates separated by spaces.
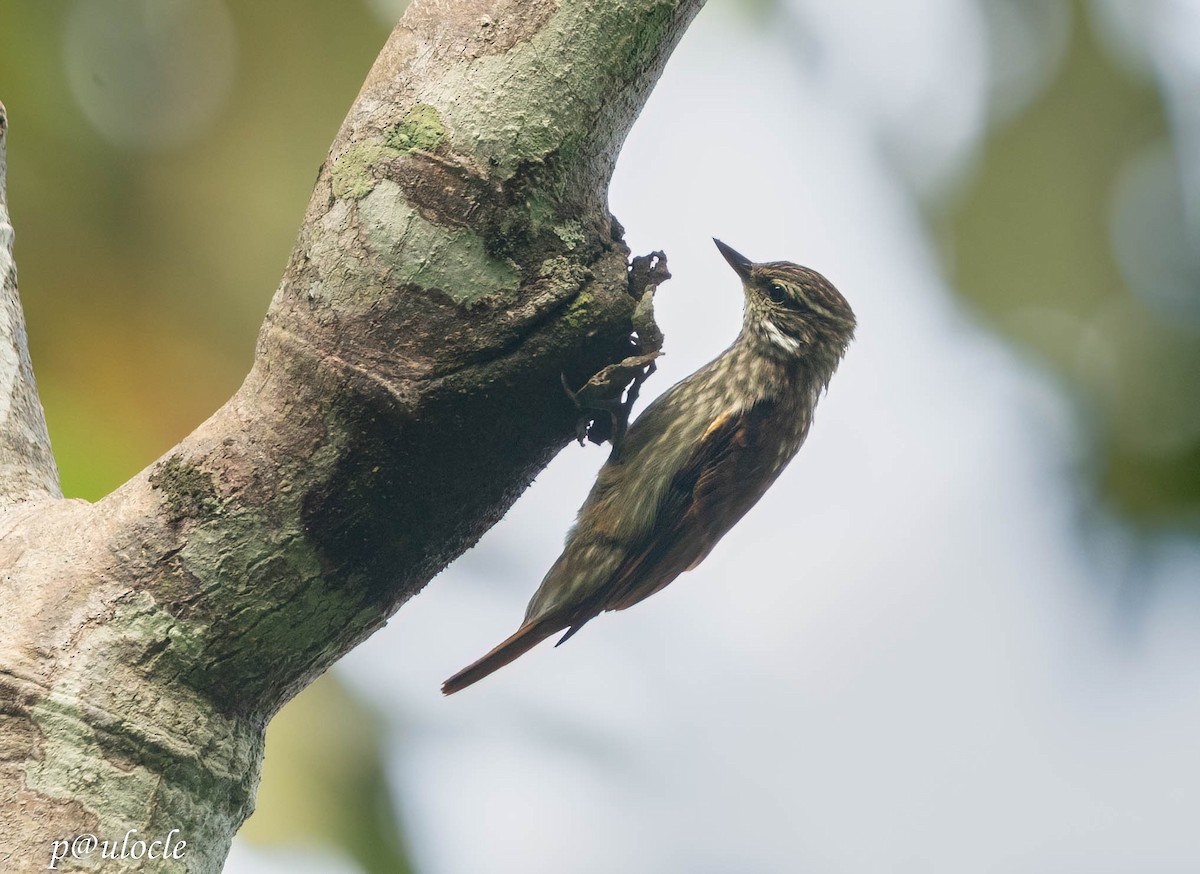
xmin=767 ymin=283 xmax=789 ymax=304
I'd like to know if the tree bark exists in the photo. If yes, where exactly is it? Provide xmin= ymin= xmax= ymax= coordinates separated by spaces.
xmin=0 ymin=1 xmax=705 ymax=871
xmin=0 ymin=102 xmax=60 ymax=508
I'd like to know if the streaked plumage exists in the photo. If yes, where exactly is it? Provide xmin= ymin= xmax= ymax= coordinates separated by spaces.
xmin=443 ymin=239 xmax=855 ymax=694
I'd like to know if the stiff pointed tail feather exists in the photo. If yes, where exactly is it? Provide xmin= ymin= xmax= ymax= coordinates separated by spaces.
xmin=442 ymin=620 xmax=561 ymax=695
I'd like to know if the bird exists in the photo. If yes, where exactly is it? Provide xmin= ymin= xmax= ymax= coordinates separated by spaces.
xmin=442 ymin=239 xmax=856 ymax=694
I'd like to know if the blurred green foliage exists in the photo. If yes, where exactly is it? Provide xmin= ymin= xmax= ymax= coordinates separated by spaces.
xmin=946 ymin=0 xmax=1200 ymax=527
xmin=1 ymin=0 xmax=391 ymax=500
xmin=244 ymin=672 xmax=414 ymax=874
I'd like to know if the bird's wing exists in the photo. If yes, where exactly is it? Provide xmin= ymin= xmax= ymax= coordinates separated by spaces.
xmin=599 ymin=399 xmax=780 ymax=614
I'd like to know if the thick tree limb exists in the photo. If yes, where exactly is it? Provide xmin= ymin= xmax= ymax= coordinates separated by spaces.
xmin=0 ymin=102 xmax=61 ymax=507
xmin=0 ymin=1 xmax=705 ymax=871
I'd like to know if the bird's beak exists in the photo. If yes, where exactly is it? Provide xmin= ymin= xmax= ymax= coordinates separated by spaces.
xmin=713 ymin=238 xmax=753 ymax=281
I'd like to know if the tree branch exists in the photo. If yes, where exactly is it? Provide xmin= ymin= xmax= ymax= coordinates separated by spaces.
xmin=0 ymin=1 xmax=705 ymax=869
xmin=0 ymin=101 xmax=61 ymax=507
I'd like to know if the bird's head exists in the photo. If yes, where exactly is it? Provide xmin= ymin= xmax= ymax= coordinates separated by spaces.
xmin=714 ymin=239 xmax=856 ymax=361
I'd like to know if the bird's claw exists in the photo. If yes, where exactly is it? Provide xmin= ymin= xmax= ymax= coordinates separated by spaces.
xmin=562 ymin=349 xmax=660 ymax=451
xmin=563 ymin=252 xmax=669 ymax=453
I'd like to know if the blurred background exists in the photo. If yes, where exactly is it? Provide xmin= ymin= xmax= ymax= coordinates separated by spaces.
xmin=2 ymin=0 xmax=1199 ymax=871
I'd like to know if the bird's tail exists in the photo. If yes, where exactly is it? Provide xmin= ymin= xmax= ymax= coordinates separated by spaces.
xmin=442 ymin=620 xmax=560 ymax=695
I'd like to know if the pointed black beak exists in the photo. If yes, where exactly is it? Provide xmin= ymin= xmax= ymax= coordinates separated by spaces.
xmin=713 ymin=238 xmax=753 ymax=280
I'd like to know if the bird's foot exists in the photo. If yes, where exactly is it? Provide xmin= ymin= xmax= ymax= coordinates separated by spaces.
xmin=562 ymin=251 xmax=670 ymax=452
xmin=562 ymin=352 xmax=660 ymax=450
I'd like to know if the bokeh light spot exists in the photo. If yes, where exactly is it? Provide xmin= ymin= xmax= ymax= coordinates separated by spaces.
xmin=64 ymin=0 xmax=236 ymax=150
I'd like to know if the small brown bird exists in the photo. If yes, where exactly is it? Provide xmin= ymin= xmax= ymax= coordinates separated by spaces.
xmin=443 ymin=239 xmax=855 ymax=694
